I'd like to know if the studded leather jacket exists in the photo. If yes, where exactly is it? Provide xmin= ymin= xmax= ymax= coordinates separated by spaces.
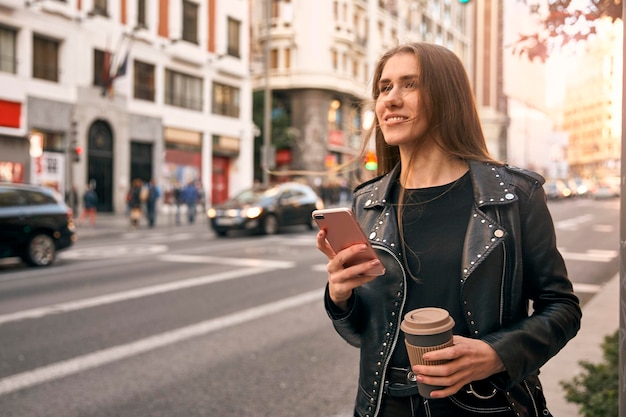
xmin=324 ymin=161 xmax=582 ymax=417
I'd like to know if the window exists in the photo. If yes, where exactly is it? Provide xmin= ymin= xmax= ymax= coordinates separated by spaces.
xmin=227 ymin=17 xmax=241 ymax=58
xmin=93 ymin=49 xmax=108 ymax=87
xmin=212 ymin=82 xmax=240 ymax=118
xmin=182 ymin=0 xmax=198 ymax=44
xmin=284 ymin=48 xmax=290 ymax=69
xmin=33 ymin=34 xmax=59 ymax=82
xmin=165 ymin=69 xmax=202 ymax=110
xmin=134 ymin=60 xmax=155 ymax=101
xmin=137 ymin=0 xmax=147 ymax=28
xmin=271 ymin=0 xmax=280 ymax=19
xmin=0 ymin=26 xmax=17 ymax=74
xmin=270 ymin=49 xmax=278 ymax=69
xmin=328 ymin=99 xmax=342 ymax=130
xmin=92 ymin=0 xmax=108 ymax=16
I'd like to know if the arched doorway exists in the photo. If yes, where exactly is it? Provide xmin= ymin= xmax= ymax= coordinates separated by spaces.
xmin=87 ymin=120 xmax=114 ymax=212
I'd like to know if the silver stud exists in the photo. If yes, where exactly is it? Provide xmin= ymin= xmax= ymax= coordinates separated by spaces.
xmin=369 ymin=232 xmax=376 ymax=239
xmin=505 ymin=193 xmax=514 ymax=200
xmin=494 ymin=229 xmax=504 ymax=238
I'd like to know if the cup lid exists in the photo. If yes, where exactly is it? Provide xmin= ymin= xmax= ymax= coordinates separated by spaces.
xmin=400 ymin=307 xmax=455 ymax=335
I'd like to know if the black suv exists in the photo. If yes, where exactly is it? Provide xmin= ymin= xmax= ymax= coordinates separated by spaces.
xmin=0 ymin=183 xmax=77 ymax=267
xmin=207 ymin=182 xmax=324 ymax=236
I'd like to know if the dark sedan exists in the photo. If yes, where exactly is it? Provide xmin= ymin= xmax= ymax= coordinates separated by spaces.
xmin=207 ymin=182 xmax=324 ymax=236
xmin=0 ymin=183 xmax=77 ymax=266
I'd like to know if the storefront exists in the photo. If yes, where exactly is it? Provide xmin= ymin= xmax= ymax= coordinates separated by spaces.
xmin=0 ymin=99 xmax=28 ymax=183
xmin=211 ymin=134 xmax=240 ymax=204
xmin=162 ymin=127 xmax=202 ymax=204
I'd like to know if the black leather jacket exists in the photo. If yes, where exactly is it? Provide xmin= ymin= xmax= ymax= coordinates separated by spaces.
xmin=324 ymin=161 xmax=582 ymax=417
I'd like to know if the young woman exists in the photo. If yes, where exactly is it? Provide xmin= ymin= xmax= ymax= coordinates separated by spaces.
xmin=316 ymin=42 xmax=581 ymax=417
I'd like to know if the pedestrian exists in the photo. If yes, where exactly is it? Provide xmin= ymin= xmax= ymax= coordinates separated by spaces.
xmin=181 ymin=180 xmax=199 ymax=224
xmin=173 ymin=183 xmax=183 ymax=225
xmin=145 ymin=179 xmax=161 ymax=228
xmin=65 ymin=184 xmax=78 ymax=217
xmin=77 ymin=184 xmax=98 ymax=226
xmin=315 ymin=42 xmax=582 ymax=417
xmin=128 ymin=178 xmax=143 ymax=228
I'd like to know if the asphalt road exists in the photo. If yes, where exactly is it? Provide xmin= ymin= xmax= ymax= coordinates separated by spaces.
xmin=0 ymin=196 xmax=619 ymax=417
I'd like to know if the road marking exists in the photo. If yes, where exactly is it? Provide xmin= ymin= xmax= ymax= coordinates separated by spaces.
xmin=159 ymin=254 xmax=295 ymax=269
xmin=573 ymin=283 xmax=602 ymax=294
xmin=0 ymin=267 xmax=280 ymax=326
xmin=61 ymin=244 xmax=168 ymax=260
xmin=0 ymin=288 xmax=324 ymax=396
xmin=592 ymin=224 xmax=615 ymax=233
xmin=555 ymin=214 xmax=593 ymax=231
xmin=559 ymin=249 xmax=618 ymax=262
xmin=121 ymin=232 xmax=195 ymax=242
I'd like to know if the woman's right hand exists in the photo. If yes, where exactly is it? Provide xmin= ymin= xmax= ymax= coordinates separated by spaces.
xmin=316 ymin=229 xmax=383 ymax=311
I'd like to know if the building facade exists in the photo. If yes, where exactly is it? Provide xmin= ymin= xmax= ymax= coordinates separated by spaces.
xmin=560 ymin=19 xmax=623 ymax=180
xmin=0 ymin=0 xmax=254 ymax=212
xmin=250 ymin=0 xmax=475 ymax=188
xmin=471 ymin=0 xmax=508 ymax=161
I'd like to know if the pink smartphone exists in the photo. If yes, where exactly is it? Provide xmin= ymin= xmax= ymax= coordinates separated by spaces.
xmin=312 ymin=207 xmax=385 ymax=276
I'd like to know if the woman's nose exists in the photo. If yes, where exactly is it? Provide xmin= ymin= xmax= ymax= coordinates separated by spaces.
xmin=383 ymin=87 xmax=403 ymax=106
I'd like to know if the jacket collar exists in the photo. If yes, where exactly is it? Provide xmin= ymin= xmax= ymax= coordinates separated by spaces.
xmin=359 ymin=160 xmax=518 ymax=210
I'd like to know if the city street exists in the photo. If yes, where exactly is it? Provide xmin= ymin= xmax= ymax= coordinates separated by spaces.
xmin=0 ymin=197 xmax=619 ymax=417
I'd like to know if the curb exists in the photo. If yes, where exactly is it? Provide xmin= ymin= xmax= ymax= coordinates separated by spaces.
xmin=540 ymin=273 xmax=620 ymax=416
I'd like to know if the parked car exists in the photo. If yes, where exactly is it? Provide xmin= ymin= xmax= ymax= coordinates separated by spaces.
xmin=207 ymin=182 xmax=324 ymax=236
xmin=591 ymin=179 xmax=620 ymax=200
xmin=543 ymin=179 xmax=572 ymax=200
xmin=0 ymin=183 xmax=77 ymax=266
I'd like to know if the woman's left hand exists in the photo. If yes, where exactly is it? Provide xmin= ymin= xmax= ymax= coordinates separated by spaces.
xmin=411 ymin=335 xmax=506 ymax=398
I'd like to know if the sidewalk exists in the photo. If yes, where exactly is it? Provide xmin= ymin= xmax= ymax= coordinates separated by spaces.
xmin=73 ymin=211 xmax=209 ymax=238
xmin=540 ymin=273 xmax=620 ymax=416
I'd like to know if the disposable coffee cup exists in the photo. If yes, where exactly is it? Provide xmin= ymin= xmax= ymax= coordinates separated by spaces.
xmin=400 ymin=307 xmax=455 ymax=398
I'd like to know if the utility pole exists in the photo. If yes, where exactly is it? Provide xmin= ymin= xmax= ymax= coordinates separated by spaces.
xmin=67 ymin=120 xmax=78 ymax=213
xmin=618 ymin=0 xmax=626 ymax=416
xmin=262 ymin=0 xmax=273 ymax=186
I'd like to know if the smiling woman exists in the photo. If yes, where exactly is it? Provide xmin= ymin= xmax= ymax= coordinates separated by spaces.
xmin=316 ymin=42 xmax=582 ymax=417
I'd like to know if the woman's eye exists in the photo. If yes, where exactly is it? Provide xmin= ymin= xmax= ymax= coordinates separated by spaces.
xmin=380 ymin=85 xmax=393 ymax=93
xmin=404 ymin=81 xmax=416 ymax=89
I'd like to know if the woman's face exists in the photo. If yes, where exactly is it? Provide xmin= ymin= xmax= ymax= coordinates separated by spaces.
xmin=375 ymin=53 xmax=427 ymax=148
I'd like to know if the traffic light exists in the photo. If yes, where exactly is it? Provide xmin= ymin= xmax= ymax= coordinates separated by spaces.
xmin=365 ymin=151 xmax=378 ymax=171
xmin=72 ymin=143 xmax=82 ymax=163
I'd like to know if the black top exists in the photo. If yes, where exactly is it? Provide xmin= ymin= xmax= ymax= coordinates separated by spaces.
xmin=390 ymin=171 xmax=473 ymax=368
